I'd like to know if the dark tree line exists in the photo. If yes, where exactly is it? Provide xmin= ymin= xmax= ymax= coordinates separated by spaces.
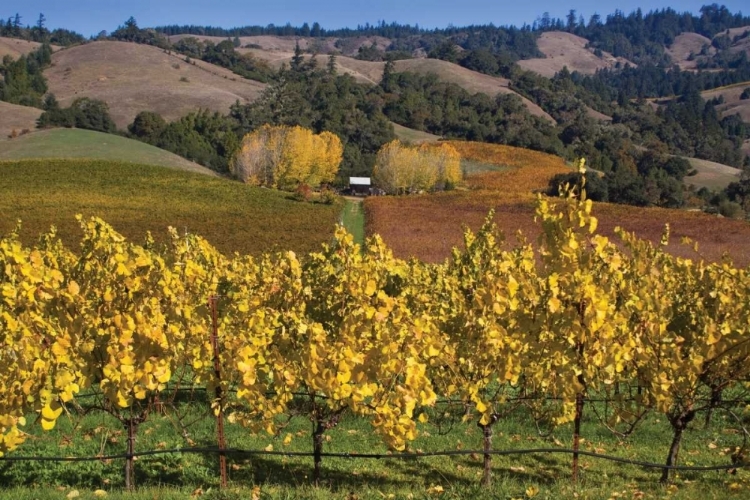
xmin=0 ymin=42 xmax=51 ymax=106
xmin=0 ymin=12 xmax=85 ymax=46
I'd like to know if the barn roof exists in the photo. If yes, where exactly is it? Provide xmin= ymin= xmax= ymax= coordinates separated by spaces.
xmin=349 ymin=177 xmax=371 ymax=186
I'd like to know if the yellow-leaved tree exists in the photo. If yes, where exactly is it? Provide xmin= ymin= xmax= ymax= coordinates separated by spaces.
xmin=232 ymin=125 xmax=342 ymax=189
xmin=372 ymin=140 xmax=461 ymax=194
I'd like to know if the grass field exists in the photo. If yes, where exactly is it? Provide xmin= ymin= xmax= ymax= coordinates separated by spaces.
xmin=391 ymin=122 xmax=441 ymax=144
xmin=0 ymin=159 xmax=341 ymax=256
xmin=518 ymin=31 xmax=634 ymax=78
xmin=2 ymin=388 xmax=747 ymax=499
xmin=684 ymin=157 xmax=742 ymax=190
xmin=0 ymin=101 xmax=43 ymax=140
xmin=45 ymin=41 xmax=266 ymax=129
xmin=365 ymin=142 xmax=750 ymax=266
xmin=0 ymin=128 xmax=214 ymax=175
xmin=341 ymin=198 xmax=365 ymax=246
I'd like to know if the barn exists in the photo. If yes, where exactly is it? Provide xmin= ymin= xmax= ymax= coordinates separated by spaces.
xmin=349 ymin=177 xmax=371 ymax=196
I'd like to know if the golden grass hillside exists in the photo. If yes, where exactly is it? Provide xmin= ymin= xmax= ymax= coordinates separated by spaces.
xmin=45 ymin=41 xmax=266 ymax=128
xmin=701 ymin=82 xmax=750 ymax=122
xmin=0 ymin=36 xmax=61 ymax=58
xmin=517 ymin=31 xmax=634 ymax=77
xmin=0 ymin=101 xmax=42 ymax=139
xmin=365 ymin=141 xmax=750 ymax=266
xmin=684 ymin=157 xmax=742 ymax=190
xmin=243 ymin=48 xmax=555 ymax=123
xmin=666 ymin=32 xmax=715 ymax=70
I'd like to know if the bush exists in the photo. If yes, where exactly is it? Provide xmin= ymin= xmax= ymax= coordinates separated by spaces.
xmin=741 ymin=88 xmax=750 ymax=100
xmin=718 ymin=200 xmax=744 ymax=219
xmin=291 ymin=183 xmax=312 ymax=202
xmin=318 ymin=188 xmax=338 ymax=205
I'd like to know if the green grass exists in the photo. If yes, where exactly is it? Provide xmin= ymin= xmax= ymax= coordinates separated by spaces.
xmin=341 ymin=199 xmax=365 ymax=246
xmin=461 ymin=158 xmax=508 ymax=175
xmin=2 ymin=392 xmax=748 ymax=499
xmin=391 ymin=122 xmax=441 ymax=144
xmin=0 ymin=128 xmax=213 ymax=175
xmin=0 ymin=159 xmax=342 ymax=256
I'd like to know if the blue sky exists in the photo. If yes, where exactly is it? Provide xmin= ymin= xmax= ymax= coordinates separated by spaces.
xmin=6 ymin=1 xmax=749 ymax=37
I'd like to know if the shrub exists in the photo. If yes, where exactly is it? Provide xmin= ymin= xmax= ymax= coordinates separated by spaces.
xmin=291 ymin=183 xmax=312 ymax=202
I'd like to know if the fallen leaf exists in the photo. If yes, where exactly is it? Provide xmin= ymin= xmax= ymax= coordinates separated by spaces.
xmin=66 ymin=491 xmax=80 ymax=499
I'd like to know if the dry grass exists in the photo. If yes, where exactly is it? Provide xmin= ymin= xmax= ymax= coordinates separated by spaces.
xmin=45 ymin=41 xmax=266 ymax=129
xmin=684 ymin=157 xmax=742 ymax=190
xmin=701 ymin=82 xmax=750 ymax=122
xmin=365 ymin=141 xmax=750 ymax=266
xmin=666 ymin=33 xmax=715 ymax=70
xmin=517 ymin=31 xmax=634 ymax=78
xmin=0 ymin=101 xmax=42 ymax=140
xmin=0 ymin=36 xmax=61 ymax=59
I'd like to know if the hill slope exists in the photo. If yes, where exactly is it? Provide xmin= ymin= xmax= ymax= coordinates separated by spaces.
xmin=701 ymin=82 xmax=750 ymax=122
xmin=684 ymin=157 xmax=742 ymax=190
xmin=0 ymin=128 xmax=215 ymax=175
xmin=0 ymin=36 xmax=61 ymax=58
xmin=45 ymin=41 xmax=266 ymax=128
xmin=365 ymin=142 xmax=750 ymax=267
xmin=0 ymin=101 xmax=42 ymax=139
xmin=0 ymin=158 xmax=341 ymax=256
xmin=666 ymin=32 xmax=715 ymax=70
xmin=517 ymin=32 xmax=634 ymax=77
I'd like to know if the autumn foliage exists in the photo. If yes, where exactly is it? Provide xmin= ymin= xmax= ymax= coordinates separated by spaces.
xmin=372 ymin=140 xmax=461 ymax=194
xmin=232 ymin=125 xmax=343 ymax=189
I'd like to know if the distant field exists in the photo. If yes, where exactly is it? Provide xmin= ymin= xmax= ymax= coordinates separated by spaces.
xmin=365 ymin=142 xmax=750 ymax=267
xmin=701 ymin=82 xmax=750 ymax=122
xmin=0 ymin=128 xmax=214 ymax=175
xmin=45 ymin=41 xmax=266 ymax=128
xmin=391 ymin=122 xmax=440 ymax=143
xmin=684 ymin=157 xmax=742 ymax=190
xmin=0 ymin=36 xmax=61 ymax=58
xmin=0 ymin=101 xmax=42 ymax=140
xmin=0 ymin=159 xmax=341 ymax=256
xmin=518 ymin=31 xmax=634 ymax=77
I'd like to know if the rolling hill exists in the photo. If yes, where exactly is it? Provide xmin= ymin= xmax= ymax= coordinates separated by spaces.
xmin=0 ymin=158 xmax=341 ymax=256
xmin=365 ymin=142 xmax=750 ymax=267
xmin=666 ymin=32 xmax=715 ymax=70
xmin=0 ymin=128 xmax=215 ymax=175
xmin=517 ymin=31 xmax=634 ymax=77
xmin=701 ymin=82 xmax=750 ymax=122
xmin=44 ymin=41 xmax=266 ymax=129
xmin=0 ymin=36 xmax=61 ymax=58
xmin=684 ymin=157 xmax=742 ymax=190
xmin=0 ymin=101 xmax=42 ymax=139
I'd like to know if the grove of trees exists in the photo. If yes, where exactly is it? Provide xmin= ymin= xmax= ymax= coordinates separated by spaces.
xmin=372 ymin=140 xmax=462 ymax=194
xmin=231 ymin=125 xmax=343 ymax=189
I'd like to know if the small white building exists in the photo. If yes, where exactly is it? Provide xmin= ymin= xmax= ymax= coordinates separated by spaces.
xmin=349 ymin=177 xmax=371 ymax=195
